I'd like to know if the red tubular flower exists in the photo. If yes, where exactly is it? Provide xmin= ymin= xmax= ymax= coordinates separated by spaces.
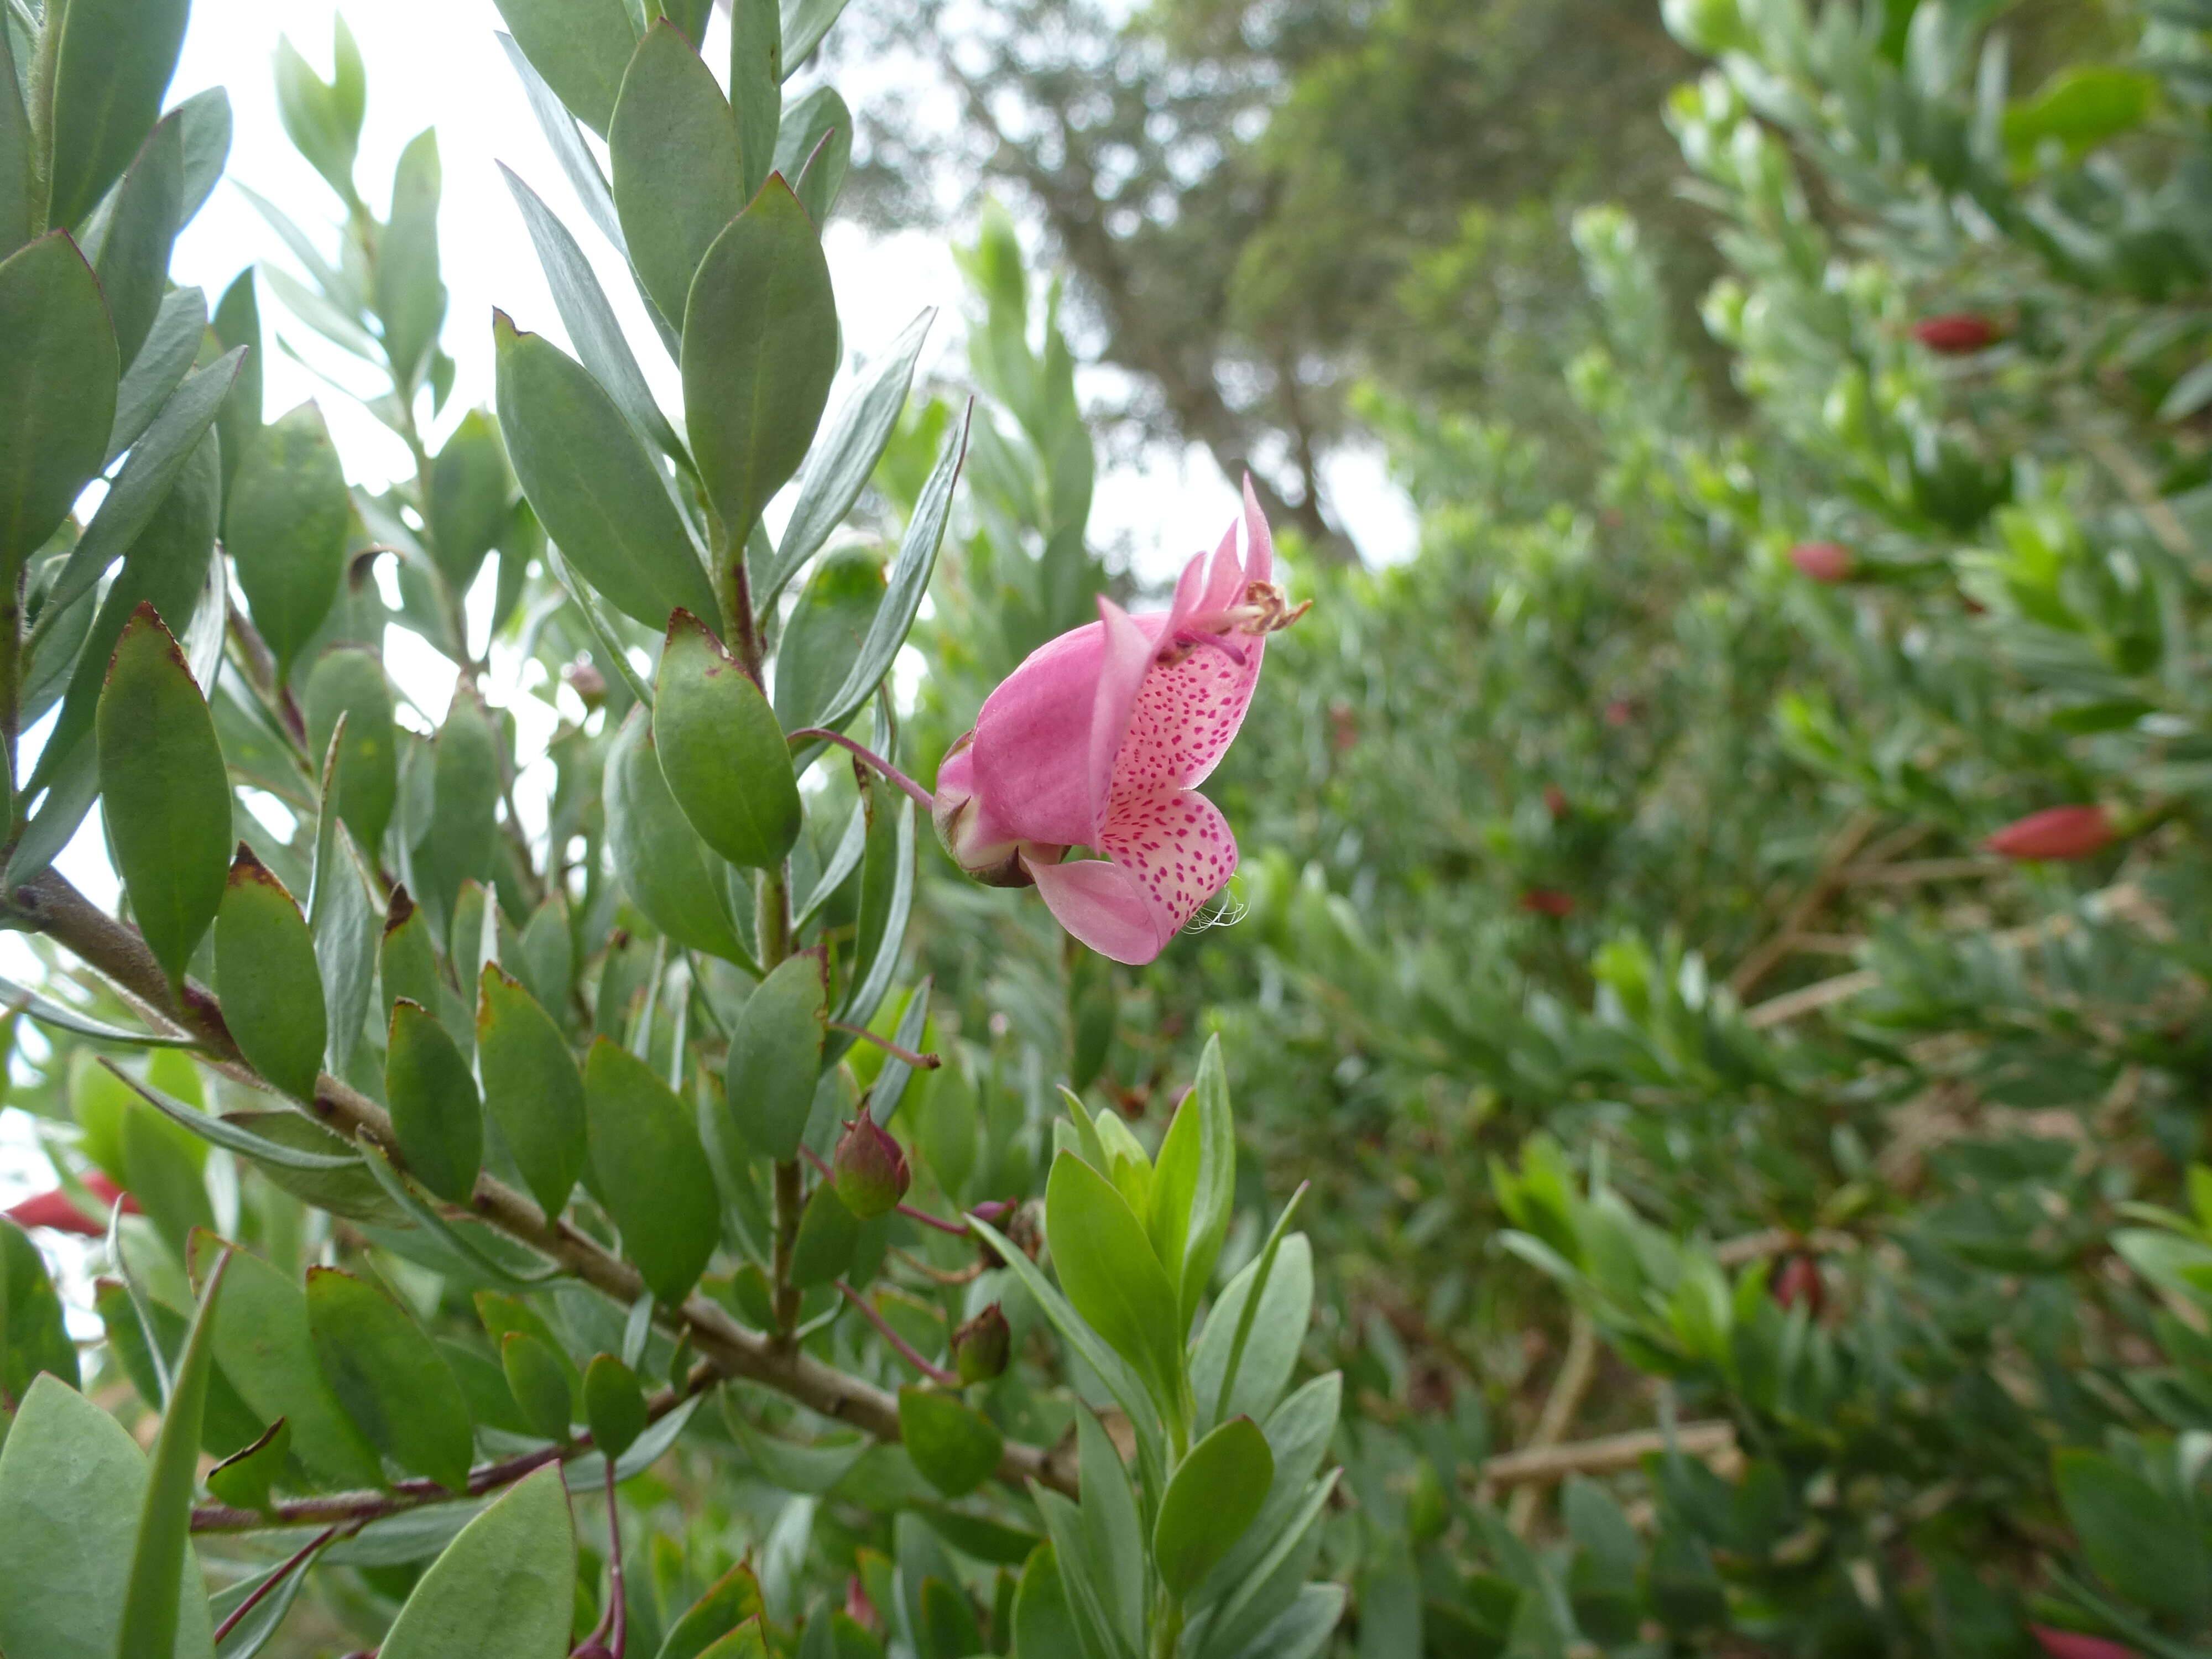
xmin=933 ymin=478 xmax=1303 ymax=964
xmin=6 ymin=1171 xmax=135 ymax=1236
xmin=1983 ymin=805 xmax=2116 ymax=862
xmin=1912 ymin=313 xmax=2000 ymax=354
xmin=1788 ymin=541 xmax=1853 ymax=583
xmin=2031 ymin=1626 xmax=2141 ymax=1659
xmin=1519 ymin=889 xmax=1575 ymax=917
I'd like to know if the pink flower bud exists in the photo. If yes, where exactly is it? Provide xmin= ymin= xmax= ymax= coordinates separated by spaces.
xmin=846 ymin=1575 xmax=882 ymax=1633
xmin=1912 ymin=313 xmax=2000 ymax=354
xmin=951 ymin=1302 xmax=1011 ymax=1384
xmin=832 ymin=1118 xmax=910 ymax=1219
xmin=6 ymin=1171 xmax=135 ymax=1236
xmin=1519 ymin=889 xmax=1575 ymax=918
xmin=1543 ymin=785 xmax=1569 ymax=819
xmin=1983 ymin=805 xmax=2116 ymax=862
xmin=1788 ymin=541 xmax=1853 ymax=583
xmin=1771 ymin=1254 xmax=1824 ymax=1316
xmin=2031 ymin=1626 xmax=2141 ymax=1659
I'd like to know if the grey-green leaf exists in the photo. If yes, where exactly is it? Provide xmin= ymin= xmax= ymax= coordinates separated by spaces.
xmin=478 ymin=962 xmax=588 ymax=1219
xmin=46 ymin=0 xmax=190 ymax=229
xmin=307 ymin=1265 xmax=477 ymax=1493
xmin=377 ymin=1464 xmax=577 ymax=1659
xmin=227 ymin=402 xmax=351 ymax=675
xmin=1154 ymin=1416 xmax=1274 ymax=1601
xmin=0 ymin=232 xmax=119 ymax=574
xmin=305 ymin=646 xmax=399 ymax=856
xmin=603 ymin=705 xmax=753 ymax=962
xmin=427 ymin=408 xmax=512 ymax=591
xmin=584 ymin=1037 xmax=722 ymax=1303
xmin=610 ymin=22 xmax=746 ymax=331
xmin=681 ymin=178 xmax=839 ymax=550
xmin=385 ymin=998 xmax=485 ymax=1206
xmin=726 ymin=950 xmax=826 ymax=1161
xmin=654 ymin=609 xmax=801 ymax=869
xmin=93 ymin=112 xmax=185 ymax=366
xmin=377 ymin=130 xmax=445 ymax=389
xmin=774 ymin=547 xmax=885 ymax=733
xmin=215 ymin=844 xmax=328 ymax=1101
xmin=491 ymin=0 xmax=640 ymax=138
xmin=495 ymin=311 xmax=719 ymax=630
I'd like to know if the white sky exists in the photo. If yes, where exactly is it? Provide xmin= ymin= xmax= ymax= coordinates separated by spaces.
xmin=2 ymin=0 xmax=1415 ymax=1223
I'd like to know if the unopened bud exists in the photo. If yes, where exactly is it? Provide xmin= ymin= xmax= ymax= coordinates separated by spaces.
xmin=846 ymin=1575 xmax=882 ymax=1633
xmin=563 ymin=660 xmax=608 ymax=708
xmin=1911 ymin=312 xmax=2000 ymax=355
xmin=1542 ymin=785 xmax=1568 ymax=819
xmin=931 ymin=731 xmax=1032 ymax=888
xmin=1788 ymin=541 xmax=1852 ymax=583
xmin=1771 ymin=1253 xmax=1824 ymax=1317
xmin=974 ymin=1198 xmax=1043 ymax=1268
xmin=951 ymin=1302 xmax=1011 ymax=1384
xmin=1984 ymin=804 xmax=2116 ymax=863
xmin=1518 ymin=888 xmax=1574 ymax=918
xmin=832 ymin=1117 xmax=909 ymax=1219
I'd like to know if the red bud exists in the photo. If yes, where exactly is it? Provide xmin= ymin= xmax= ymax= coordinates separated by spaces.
xmin=1603 ymin=699 xmax=1636 ymax=727
xmin=2031 ymin=1627 xmax=2141 ymax=1659
xmin=831 ymin=1117 xmax=910 ymax=1219
xmin=1543 ymin=785 xmax=1569 ymax=819
xmin=6 ymin=1172 xmax=135 ymax=1236
xmin=1771 ymin=1254 xmax=1824 ymax=1316
xmin=951 ymin=1303 xmax=1011 ymax=1384
xmin=1983 ymin=805 xmax=2116 ymax=863
xmin=1788 ymin=541 xmax=1853 ymax=583
xmin=1912 ymin=313 xmax=2000 ymax=354
xmin=846 ymin=1575 xmax=882 ymax=1633
xmin=1518 ymin=889 xmax=1574 ymax=918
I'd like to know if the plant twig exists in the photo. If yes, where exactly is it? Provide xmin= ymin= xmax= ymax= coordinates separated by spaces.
xmin=1728 ymin=810 xmax=1880 ymax=998
xmin=4 ymin=872 xmax=1077 ymax=1500
xmin=210 ymin=1526 xmax=340 ymax=1640
xmin=1504 ymin=1310 xmax=1599 ymax=1534
xmin=834 ymin=1280 xmax=960 ymax=1386
xmin=785 ymin=728 xmax=936 ymax=810
xmin=1480 ymin=1420 xmax=1737 ymax=1489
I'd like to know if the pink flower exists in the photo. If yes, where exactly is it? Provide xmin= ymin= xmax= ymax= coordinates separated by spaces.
xmin=1789 ymin=541 xmax=1853 ymax=583
xmin=933 ymin=479 xmax=1301 ymax=964
xmin=1913 ymin=313 xmax=2001 ymax=354
xmin=1984 ymin=805 xmax=2116 ymax=862
xmin=2030 ymin=1626 xmax=2140 ymax=1659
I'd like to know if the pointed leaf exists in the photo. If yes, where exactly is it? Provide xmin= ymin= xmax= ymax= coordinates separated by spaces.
xmin=93 ymin=113 xmax=185 ymax=366
xmin=427 ymin=409 xmax=512 ymax=589
xmin=610 ymin=23 xmax=746 ymax=330
xmin=502 ymin=1332 xmax=574 ymax=1442
xmin=898 ymin=1387 xmax=1003 ymax=1499
xmin=654 ymin=608 xmax=801 ymax=869
xmin=2 ymin=1217 xmax=79 ymax=1394
xmin=774 ymin=546 xmax=884 ymax=733
xmin=584 ymin=1037 xmax=721 ymax=1303
xmin=96 ymin=603 xmax=232 ymax=993
xmin=495 ymin=311 xmax=719 ymax=629
xmin=681 ymin=179 xmax=838 ymax=550
xmin=583 ymin=1352 xmax=648 ymax=1460
xmin=376 ymin=131 xmax=445 ymax=388
xmin=305 ymin=646 xmax=399 ymax=857
xmin=603 ymin=705 xmax=753 ymax=961
xmin=726 ymin=950 xmax=827 ymax=1161
xmin=215 ymin=845 xmax=327 ymax=1100
xmin=0 ymin=232 xmax=118 ymax=573
xmin=478 ymin=962 xmax=588 ymax=1219
xmin=46 ymin=0 xmax=189 ymax=229
xmin=107 ymin=286 xmax=206 ymax=463
xmin=491 ymin=0 xmax=640 ymax=137
xmin=306 ymin=1266 xmax=476 ymax=1492
xmin=385 ymin=998 xmax=484 ymax=1205
xmin=227 ymin=403 xmax=350 ymax=675
xmin=1044 ymin=1151 xmax=1182 ymax=1413
xmin=1154 ymin=1416 xmax=1272 ymax=1601
xmin=377 ymin=1464 xmax=577 ymax=1659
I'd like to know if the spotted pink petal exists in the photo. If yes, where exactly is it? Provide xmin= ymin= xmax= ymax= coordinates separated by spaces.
xmin=1099 ymin=784 xmax=1238 ymax=937
xmin=1026 ymin=854 xmax=1168 ymax=964
xmin=1108 ymin=622 xmax=1265 ymax=798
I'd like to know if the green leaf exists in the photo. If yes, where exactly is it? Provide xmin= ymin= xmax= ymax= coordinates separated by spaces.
xmin=695 ymin=1623 xmax=770 ymax=1659
xmin=92 ymin=113 xmax=185 ymax=367
xmin=1013 ymin=1543 xmax=1082 ymax=1659
xmin=492 ymin=0 xmax=640 ymax=138
xmin=377 ymin=130 xmax=446 ymax=388
xmin=659 ymin=1562 xmax=767 ymax=1659
xmin=602 ymin=705 xmax=753 ymax=962
xmin=780 ymin=0 xmax=851 ymax=76
xmin=46 ymin=0 xmax=189 ymax=229
xmin=726 ymin=950 xmax=827 ymax=1161
xmin=778 ymin=86 xmax=851 ymax=226
xmin=654 ymin=608 xmax=802 ymax=869
xmin=584 ymin=1037 xmax=722 ymax=1303
xmin=1149 ymin=1034 xmax=1237 ymax=1337
xmin=305 ymin=646 xmax=399 ymax=857
xmin=1073 ymin=1406 xmax=1144 ymax=1655
xmin=775 ymin=547 xmax=885 ymax=733
xmin=681 ymin=178 xmax=838 ymax=550
xmin=788 ymin=1180 xmax=859 ymax=1287
xmin=2 ymin=1216 xmax=79 ymax=1394
xmin=121 ymin=1101 xmax=213 ymax=1261
xmin=810 ymin=400 xmax=971 ymax=733
xmin=917 ymin=1577 xmax=982 ymax=1659
xmin=378 ymin=1464 xmax=577 ymax=1659
xmin=0 ymin=1374 xmax=216 ymax=1659
xmin=215 ymin=845 xmax=328 ymax=1100
xmin=495 ymin=311 xmax=719 ymax=629
xmin=306 ymin=1265 xmax=476 ymax=1492
xmin=583 ymin=1351 xmax=649 ymax=1460
xmin=274 ymin=20 xmax=363 ymax=203
xmin=833 ymin=785 xmax=911 ymax=1041
xmin=728 ymin=0 xmax=781 ymax=201
xmin=104 ymin=1062 xmax=359 ymax=1177
xmin=379 ymin=885 xmax=440 ymax=1035
xmin=208 ymin=1246 xmax=383 ymax=1488
xmin=2004 ymin=66 xmax=2159 ymax=164
xmin=2054 ymin=1447 xmax=2212 ymax=1620
xmin=117 ymin=1250 xmax=232 ymax=1659
xmin=205 ymin=1417 xmax=289 ymax=1519
xmin=428 ymin=409 xmax=512 ymax=590
xmin=1191 ymin=1233 xmax=1312 ymax=1430
xmin=107 ymin=286 xmax=206 ymax=463
xmin=1044 ymin=1151 xmax=1183 ymax=1414
xmin=719 ymin=1392 xmax=868 ymax=1492
xmin=0 ymin=232 xmax=118 ymax=573
xmin=429 ymin=686 xmax=500 ymax=918
xmin=477 ymin=962 xmax=588 ymax=1219
xmin=227 ymin=402 xmax=351 ymax=676
xmin=211 ymin=269 xmax=260 ymax=494
xmin=518 ymin=892 xmax=574 ymax=1016
xmin=385 ymin=998 xmax=484 ymax=1206
xmin=898 ymin=1387 xmax=1003 ymax=1499
xmin=499 ymin=164 xmax=687 ymax=467
xmin=97 ymin=603 xmax=232 ymax=993
xmin=1154 ymin=1416 xmax=1273 ymax=1601
xmin=502 ymin=1332 xmax=574 ymax=1442
xmin=0 ymin=24 xmax=30 ymax=262
xmin=38 ymin=424 xmax=218 ymax=789
xmin=610 ymin=23 xmax=747 ymax=330
xmin=763 ymin=305 xmax=929 ymax=606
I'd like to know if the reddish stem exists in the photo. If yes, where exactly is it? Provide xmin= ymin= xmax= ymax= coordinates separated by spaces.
xmin=834 ymin=1280 xmax=961 ymax=1386
xmin=801 ymin=1145 xmax=970 ymax=1238
xmin=785 ymin=728 xmax=936 ymax=811
xmin=211 ymin=1525 xmax=338 ymax=1645
xmin=828 ymin=1020 xmax=941 ymax=1071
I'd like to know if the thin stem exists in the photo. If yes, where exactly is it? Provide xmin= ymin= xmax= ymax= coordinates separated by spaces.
xmin=834 ymin=1280 xmax=959 ymax=1386
xmin=771 ymin=1157 xmax=802 ymax=1338
xmin=827 ymin=1020 xmax=941 ymax=1071
xmin=785 ymin=728 xmax=936 ymax=811
xmin=210 ymin=1525 xmax=338 ymax=1643
xmin=599 ymin=1456 xmax=628 ymax=1658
